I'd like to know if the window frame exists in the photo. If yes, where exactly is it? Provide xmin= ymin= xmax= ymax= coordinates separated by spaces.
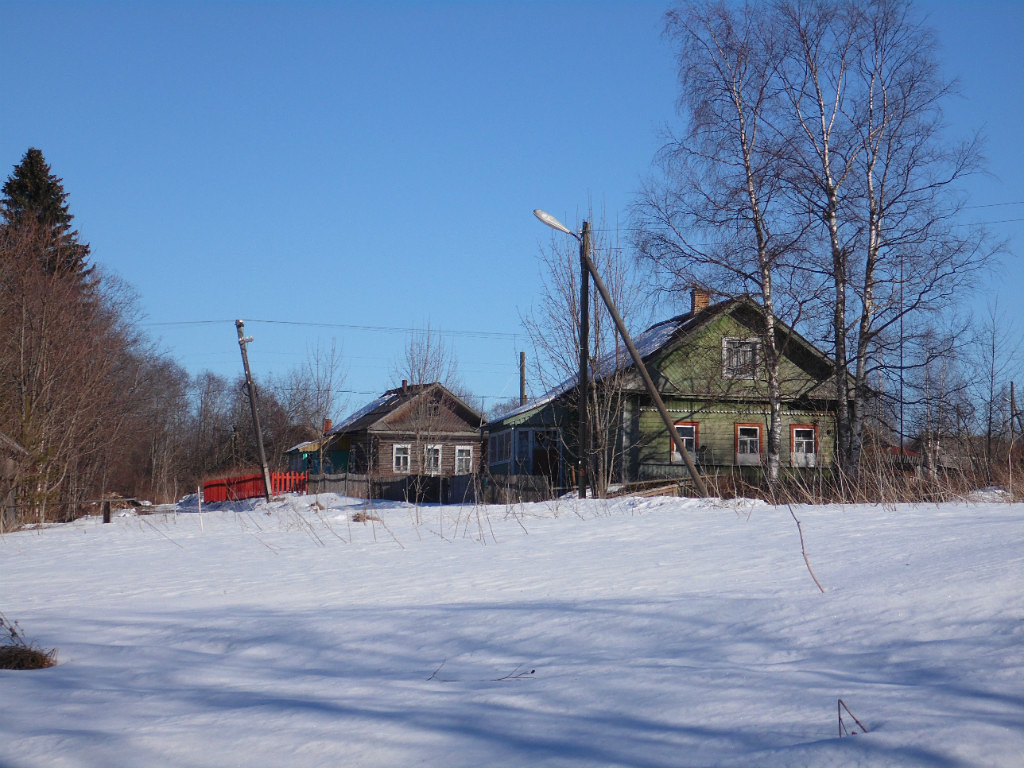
xmin=424 ymin=444 xmax=442 ymax=475
xmin=488 ymin=429 xmax=512 ymax=466
xmin=670 ymin=420 xmax=699 ymax=464
xmin=722 ymin=337 xmax=760 ymax=380
xmin=734 ymin=423 xmax=763 ymax=465
xmin=790 ymin=424 xmax=818 ymax=467
xmin=455 ymin=445 xmax=474 ymax=475
xmin=392 ymin=443 xmax=411 ymax=474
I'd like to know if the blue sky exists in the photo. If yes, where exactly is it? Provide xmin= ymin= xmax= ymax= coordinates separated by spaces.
xmin=2 ymin=1 xmax=1022 ymax=418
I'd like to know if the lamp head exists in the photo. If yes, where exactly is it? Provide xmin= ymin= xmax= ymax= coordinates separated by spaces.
xmin=533 ymin=209 xmax=578 ymax=239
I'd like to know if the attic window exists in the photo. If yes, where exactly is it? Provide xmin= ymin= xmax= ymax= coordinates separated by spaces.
xmin=723 ymin=338 xmax=759 ymax=379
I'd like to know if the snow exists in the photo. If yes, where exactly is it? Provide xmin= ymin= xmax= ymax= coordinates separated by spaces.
xmin=2 ymin=494 xmax=1023 ymax=767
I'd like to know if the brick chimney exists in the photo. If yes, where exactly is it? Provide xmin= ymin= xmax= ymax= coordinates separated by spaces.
xmin=322 ymin=418 xmax=332 ymax=434
xmin=691 ymin=287 xmax=710 ymax=314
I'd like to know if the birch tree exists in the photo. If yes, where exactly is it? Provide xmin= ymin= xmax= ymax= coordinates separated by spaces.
xmin=638 ymin=0 xmax=997 ymax=486
xmin=635 ymin=1 xmax=806 ymax=483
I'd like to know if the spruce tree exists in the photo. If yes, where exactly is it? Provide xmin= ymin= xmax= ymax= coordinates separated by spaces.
xmin=1 ymin=147 xmax=91 ymax=278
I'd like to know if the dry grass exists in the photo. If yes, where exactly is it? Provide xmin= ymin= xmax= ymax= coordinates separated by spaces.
xmin=0 ymin=644 xmax=56 ymax=670
xmin=0 ymin=611 xmax=57 ymax=670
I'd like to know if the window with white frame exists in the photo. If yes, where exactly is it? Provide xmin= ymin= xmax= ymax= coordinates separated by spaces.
xmin=424 ymin=444 xmax=442 ymax=475
xmin=791 ymin=425 xmax=817 ymax=467
xmin=670 ymin=421 xmax=699 ymax=463
xmin=393 ymin=444 xmax=410 ymax=473
xmin=735 ymin=424 xmax=762 ymax=465
xmin=455 ymin=445 xmax=474 ymax=474
xmin=723 ymin=338 xmax=759 ymax=379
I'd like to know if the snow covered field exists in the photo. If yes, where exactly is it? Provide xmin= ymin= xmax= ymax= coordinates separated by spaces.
xmin=2 ymin=493 xmax=1022 ymax=767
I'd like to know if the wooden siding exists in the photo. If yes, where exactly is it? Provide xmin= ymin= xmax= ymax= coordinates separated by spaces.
xmin=631 ymin=399 xmax=834 ymax=477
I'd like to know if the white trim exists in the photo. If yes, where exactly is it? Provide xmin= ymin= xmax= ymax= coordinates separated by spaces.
xmin=670 ymin=421 xmax=698 ymax=464
xmin=791 ymin=425 xmax=817 ymax=468
xmin=393 ymin=443 xmax=411 ymax=474
xmin=424 ymin=444 xmax=442 ymax=475
xmin=735 ymin=424 xmax=762 ymax=466
xmin=455 ymin=445 xmax=474 ymax=475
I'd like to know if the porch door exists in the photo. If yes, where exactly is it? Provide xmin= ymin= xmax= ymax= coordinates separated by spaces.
xmin=532 ymin=429 xmax=560 ymax=482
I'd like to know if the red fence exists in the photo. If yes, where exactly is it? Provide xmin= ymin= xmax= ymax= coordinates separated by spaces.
xmin=202 ymin=471 xmax=308 ymax=503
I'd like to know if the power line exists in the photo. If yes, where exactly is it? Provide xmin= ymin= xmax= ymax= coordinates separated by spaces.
xmin=143 ymin=317 xmax=521 ymax=340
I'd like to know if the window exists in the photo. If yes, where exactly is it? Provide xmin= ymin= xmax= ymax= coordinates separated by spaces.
xmin=393 ymin=444 xmax=410 ymax=473
xmin=516 ymin=430 xmax=531 ymax=462
xmin=670 ymin=421 xmax=699 ymax=463
xmin=723 ymin=338 xmax=759 ymax=379
xmin=791 ymin=425 xmax=817 ymax=467
xmin=455 ymin=445 xmax=474 ymax=474
xmin=735 ymin=424 xmax=762 ymax=465
xmin=424 ymin=445 xmax=442 ymax=475
xmin=489 ymin=430 xmax=512 ymax=465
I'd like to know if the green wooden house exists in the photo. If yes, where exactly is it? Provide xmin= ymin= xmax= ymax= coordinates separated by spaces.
xmin=485 ymin=290 xmax=838 ymax=489
xmin=284 ymin=436 xmax=347 ymax=474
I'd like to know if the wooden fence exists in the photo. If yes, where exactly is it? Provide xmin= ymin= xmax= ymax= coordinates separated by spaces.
xmin=307 ymin=472 xmax=371 ymax=499
xmin=202 ymin=471 xmax=308 ymax=503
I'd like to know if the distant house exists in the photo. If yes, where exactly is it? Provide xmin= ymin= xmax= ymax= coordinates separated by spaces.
xmin=284 ymin=420 xmax=346 ymax=474
xmin=485 ymin=290 xmax=839 ymax=491
xmin=321 ymin=381 xmax=484 ymax=501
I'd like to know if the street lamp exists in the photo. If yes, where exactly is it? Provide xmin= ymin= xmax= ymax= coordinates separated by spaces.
xmin=534 ymin=209 xmax=591 ymax=500
xmin=532 ymin=209 xmax=709 ymax=498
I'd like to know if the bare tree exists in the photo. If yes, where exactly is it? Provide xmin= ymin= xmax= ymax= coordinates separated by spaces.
xmin=635 ymin=1 xmax=808 ymax=483
xmin=522 ymin=210 xmax=652 ymax=496
xmin=274 ymin=341 xmax=346 ymax=434
xmin=0 ymin=221 xmax=146 ymax=520
xmin=393 ymin=323 xmax=461 ymax=393
xmin=772 ymin=0 xmax=996 ymax=478
xmin=391 ymin=325 xmax=468 ymax=504
xmin=638 ymin=0 xmax=998 ymax=489
xmin=968 ymin=301 xmax=1023 ymax=480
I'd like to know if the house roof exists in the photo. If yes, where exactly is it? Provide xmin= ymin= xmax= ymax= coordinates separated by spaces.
xmin=284 ymin=438 xmax=330 ymax=455
xmin=489 ymin=296 xmax=837 ymax=424
xmin=328 ymin=382 xmax=483 ymax=436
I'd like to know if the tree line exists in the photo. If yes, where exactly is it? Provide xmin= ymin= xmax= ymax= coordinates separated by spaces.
xmin=0 ymin=150 xmax=343 ymax=522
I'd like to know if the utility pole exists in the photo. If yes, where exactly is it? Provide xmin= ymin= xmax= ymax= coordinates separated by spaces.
xmin=236 ymin=319 xmax=273 ymax=502
xmin=534 ymin=208 xmax=708 ymax=497
xmin=579 ymin=246 xmax=709 ymax=497
xmin=520 ymin=351 xmax=527 ymax=406
xmin=578 ymin=220 xmax=591 ymax=500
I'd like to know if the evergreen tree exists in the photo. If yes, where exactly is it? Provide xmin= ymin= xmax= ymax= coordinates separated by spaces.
xmin=1 ymin=147 xmax=91 ymax=277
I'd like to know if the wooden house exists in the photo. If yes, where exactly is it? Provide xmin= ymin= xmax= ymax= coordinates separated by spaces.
xmin=284 ymin=421 xmax=346 ymax=474
xmin=322 ymin=381 xmax=484 ymax=500
xmin=485 ymin=290 xmax=839 ymax=490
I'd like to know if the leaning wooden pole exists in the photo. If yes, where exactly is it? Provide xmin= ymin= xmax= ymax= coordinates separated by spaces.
xmin=236 ymin=320 xmax=273 ymax=502
xmin=579 ymin=252 xmax=709 ymax=497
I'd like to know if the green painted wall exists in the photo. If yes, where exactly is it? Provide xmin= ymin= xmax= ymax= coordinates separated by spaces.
xmin=633 ymin=399 xmax=834 ymax=475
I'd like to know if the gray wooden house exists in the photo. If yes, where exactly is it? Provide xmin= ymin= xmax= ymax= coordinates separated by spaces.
xmin=321 ymin=381 xmax=484 ymax=501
